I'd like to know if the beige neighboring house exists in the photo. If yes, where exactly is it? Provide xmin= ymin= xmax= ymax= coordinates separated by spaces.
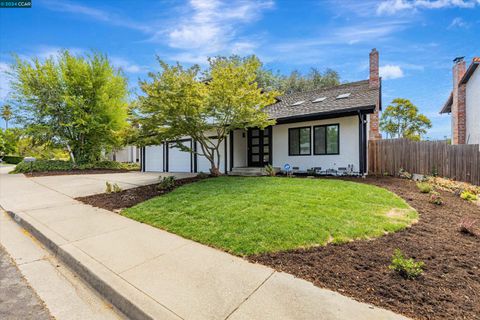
xmin=440 ymin=57 xmax=480 ymax=146
xmin=108 ymin=146 xmax=140 ymax=163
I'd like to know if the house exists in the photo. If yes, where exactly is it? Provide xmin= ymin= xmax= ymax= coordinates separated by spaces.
xmin=440 ymin=56 xmax=480 ymax=145
xmin=140 ymin=49 xmax=382 ymax=175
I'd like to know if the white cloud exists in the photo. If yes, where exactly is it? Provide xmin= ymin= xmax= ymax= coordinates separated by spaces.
xmin=163 ymin=0 xmax=273 ymax=58
xmin=41 ymin=0 xmax=152 ymax=33
xmin=380 ymin=65 xmax=404 ymax=79
xmin=110 ymin=57 xmax=145 ymax=73
xmin=448 ymin=17 xmax=469 ymax=28
xmin=377 ymin=0 xmax=479 ymax=15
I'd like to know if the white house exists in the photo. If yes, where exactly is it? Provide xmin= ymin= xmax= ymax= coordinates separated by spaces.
xmin=440 ymin=57 xmax=480 ymax=145
xmin=141 ymin=49 xmax=383 ymax=175
xmin=108 ymin=146 xmax=140 ymax=163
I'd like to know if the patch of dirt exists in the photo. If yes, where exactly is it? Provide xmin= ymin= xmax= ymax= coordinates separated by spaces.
xmin=25 ymin=169 xmax=134 ymax=177
xmin=248 ymin=177 xmax=480 ymax=320
xmin=76 ymin=176 xmax=206 ymax=211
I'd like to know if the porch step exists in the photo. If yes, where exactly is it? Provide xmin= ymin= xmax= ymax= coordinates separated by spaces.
xmin=228 ymin=167 xmax=266 ymax=176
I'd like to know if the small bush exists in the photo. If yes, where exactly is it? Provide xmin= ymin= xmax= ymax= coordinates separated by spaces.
xmin=1 ymin=155 xmax=24 ymax=164
xmin=197 ymin=172 xmax=209 ymax=179
xmin=389 ymin=249 xmax=424 ymax=279
xmin=158 ymin=176 xmax=176 ymax=191
xmin=459 ymin=218 xmax=478 ymax=237
xmin=416 ymin=182 xmax=433 ymax=193
xmin=429 ymin=191 xmax=443 ymax=205
xmin=398 ymin=168 xmax=412 ymax=180
xmin=460 ymin=191 xmax=478 ymax=202
xmin=264 ymin=164 xmax=276 ymax=177
xmin=105 ymin=182 xmax=122 ymax=194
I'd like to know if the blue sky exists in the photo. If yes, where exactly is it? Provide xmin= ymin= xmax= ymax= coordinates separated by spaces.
xmin=1 ymin=0 xmax=479 ymax=138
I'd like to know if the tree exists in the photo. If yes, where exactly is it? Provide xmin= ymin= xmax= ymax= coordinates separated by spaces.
xmin=256 ymin=67 xmax=340 ymax=94
xmin=0 ymin=128 xmax=18 ymax=156
xmin=137 ymin=55 xmax=280 ymax=176
xmin=380 ymin=98 xmax=432 ymax=141
xmin=9 ymin=50 xmax=129 ymax=163
xmin=1 ymin=104 xmax=13 ymax=129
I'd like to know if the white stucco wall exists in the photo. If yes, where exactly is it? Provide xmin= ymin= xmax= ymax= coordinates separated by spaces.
xmin=232 ymin=129 xmax=247 ymax=167
xmin=466 ymin=67 xmax=480 ymax=145
xmin=144 ymin=145 xmax=163 ymax=172
xmin=271 ymin=116 xmax=360 ymax=171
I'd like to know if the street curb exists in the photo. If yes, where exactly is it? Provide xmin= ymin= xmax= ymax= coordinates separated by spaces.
xmin=6 ymin=210 xmax=156 ymax=320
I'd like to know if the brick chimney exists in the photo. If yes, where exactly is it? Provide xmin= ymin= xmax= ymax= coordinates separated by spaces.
xmin=451 ymin=57 xmax=467 ymax=144
xmin=368 ymin=48 xmax=382 ymax=140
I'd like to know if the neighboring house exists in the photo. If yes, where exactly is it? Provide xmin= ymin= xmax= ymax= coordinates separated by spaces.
xmin=108 ymin=146 xmax=140 ymax=163
xmin=141 ymin=49 xmax=382 ymax=175
xmin=440 ymin=56 xmax=480 ymax=145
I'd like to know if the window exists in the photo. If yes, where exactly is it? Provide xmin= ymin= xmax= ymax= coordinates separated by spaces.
xmin=289 ymin=127 xmax=311 ymax=156
xmin=314 ymin=124 xmax=339 ymax=155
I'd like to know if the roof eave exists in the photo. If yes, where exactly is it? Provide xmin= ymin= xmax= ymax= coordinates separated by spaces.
xmin=440 ymin=92 xmax=453 ymax=114
xmin=460 ymin=59 xmax=479 ymax=85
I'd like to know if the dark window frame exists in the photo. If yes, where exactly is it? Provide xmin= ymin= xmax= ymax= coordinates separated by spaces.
xmin=288 ymin=126 xmax=311 ymax=156
xmin=313 ymin=123 xmax=340 ymax=155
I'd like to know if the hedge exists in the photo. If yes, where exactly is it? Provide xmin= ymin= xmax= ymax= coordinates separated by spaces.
xmin=12 ymin=160 xmax=139 ymax=174
xmin=1 ymin=155 xmax=24 ymax=164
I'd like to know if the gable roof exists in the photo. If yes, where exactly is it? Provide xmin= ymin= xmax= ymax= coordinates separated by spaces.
xmin=440 ymin=57 xmax=479 ymax=114
xmin=264 ymin=80 xmax=379 ymax=121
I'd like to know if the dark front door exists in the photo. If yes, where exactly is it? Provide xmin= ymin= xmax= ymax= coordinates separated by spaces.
xmin=247 ymin=127 xmax=272 ymax=167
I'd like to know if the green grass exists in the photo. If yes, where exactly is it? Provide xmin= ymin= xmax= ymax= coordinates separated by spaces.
xmin=123 ymin=177 xmax=417 ymax=256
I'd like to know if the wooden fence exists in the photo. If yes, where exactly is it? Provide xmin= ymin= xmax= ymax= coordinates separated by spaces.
xmin=368 ymin=139 xmax=480 ymax=185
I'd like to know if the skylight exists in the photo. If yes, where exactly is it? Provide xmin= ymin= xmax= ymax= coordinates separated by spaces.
xmin=291 ymin=100 xmax=305 ymax=106
xmin=312 ymin=97 xmax=326 ymax=103
xmin=336 ymin=93 xmax=351 ymax=99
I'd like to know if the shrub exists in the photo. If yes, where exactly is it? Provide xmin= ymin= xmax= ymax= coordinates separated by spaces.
xmin=264 ymin=164 xmax=276 ymax=177
xmin=429 ymin=191 xmax=443 ymax=205
xmin=197 ymin=172 xmax=209 ymax=179
xmin=105 ymin=182 xmax=122 ymax=194
xmin=1 ymin=155 xmax=24 ymax=164
xmin=459 ymin=218 xmax=478 ymax=237
xmin=158 ymin=176 xmax=176 ymax=191
xmin=417 ymin=182 xmax=433 ymax=193
xmin=460 ymin=191 xmax=478 ymax=202
xmin=11 ymin=159 xmax=134 ymax=174
xmin=398 ymin=168 xmax=412 ymax=180
xmin=389 ymin=249 xmax=424 ymax=279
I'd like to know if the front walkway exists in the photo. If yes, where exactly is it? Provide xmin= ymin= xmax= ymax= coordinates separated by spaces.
xmin=0 ymin=168 xmax=408 ymax=320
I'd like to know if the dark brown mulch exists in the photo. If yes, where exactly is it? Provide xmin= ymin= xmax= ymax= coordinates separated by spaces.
xmin=249 ymin=177 xmax=480 ymax=320
xmin=25 ymin=169 xmax=133 ymax=177
xmin=76 ymin=176 xmax=205 ymax=211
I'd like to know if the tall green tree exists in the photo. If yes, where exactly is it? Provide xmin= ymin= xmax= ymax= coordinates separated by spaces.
xmin=1 ymin=104 xmax=13 ymax=129
xmin=380 ymin=98 xmax=432 ymax=141
xmin=137 ymin=55 xmax=280 ymax=176
xmin=9 ymin=50 xmax=129 ymax=163
xmin=256 ymin=67 xmax=340 ymax=94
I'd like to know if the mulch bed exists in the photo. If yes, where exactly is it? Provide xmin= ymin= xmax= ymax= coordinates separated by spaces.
xmin=76 ymin=176 xmax=205 ymax=211
xmin=248 ymin=177 xmax=480 ymax=320
xmin=25 ymin=169 xmax=133 ymax=177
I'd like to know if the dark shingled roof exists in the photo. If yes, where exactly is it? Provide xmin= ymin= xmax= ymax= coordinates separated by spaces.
xmin=264 ymin=80 xmax=379 ymax=120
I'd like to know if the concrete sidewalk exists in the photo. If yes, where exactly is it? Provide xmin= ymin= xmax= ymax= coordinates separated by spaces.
xmin=0 ymin=169 xmax=409 ymax=320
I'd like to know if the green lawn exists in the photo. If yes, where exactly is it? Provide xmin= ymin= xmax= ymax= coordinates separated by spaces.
xmin=123 ymin=177 xmax=417 ymax=255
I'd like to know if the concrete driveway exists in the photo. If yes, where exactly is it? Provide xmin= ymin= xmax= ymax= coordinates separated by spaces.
xmin=29 ymin=171 xmax=196 ymax=198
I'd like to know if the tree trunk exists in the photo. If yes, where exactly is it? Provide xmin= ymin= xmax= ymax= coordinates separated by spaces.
xmin=210 ymin=166 xmax=220 ymax=176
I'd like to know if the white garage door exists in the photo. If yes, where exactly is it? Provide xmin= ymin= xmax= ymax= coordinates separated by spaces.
xmin=196 ymin=139 xmax=226 ymax=173
xmin=144 ymin=145 xmax=164 ymax=172
xmin=168 ymin=140 xmax=192 ymax=172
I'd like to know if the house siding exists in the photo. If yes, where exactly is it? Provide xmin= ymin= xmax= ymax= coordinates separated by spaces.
xmin=271 ymin=116 xmax=360 ymax=172
xmin=466 ymin=67 xmax=480 ymax=145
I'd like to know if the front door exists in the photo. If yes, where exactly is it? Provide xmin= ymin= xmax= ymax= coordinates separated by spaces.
xmin=247 ymin=127 xmax=272 ymax=167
